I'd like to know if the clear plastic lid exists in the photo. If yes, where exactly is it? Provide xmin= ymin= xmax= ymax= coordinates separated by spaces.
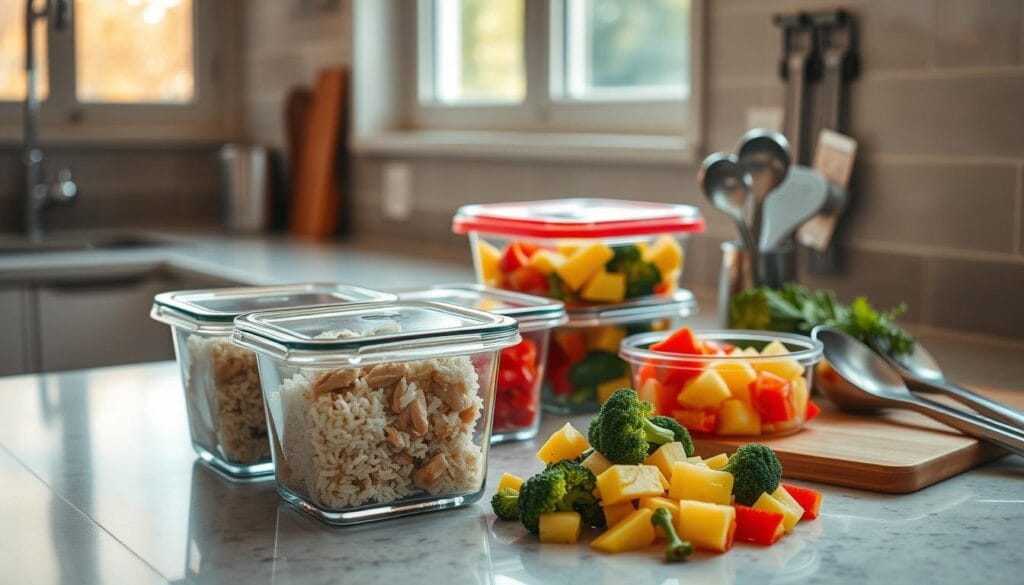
xmin=232 ymin=301 xmax=521 ymax=367
xmin=151 ymin=283 xmax=395 ymax=334
xmin=452 ymin=198 xmax=705 ymax=238
xmin=395 ymin=284 xmax=568 ymax=332
xmin=562 ymin=289 xmax=698 ymax=327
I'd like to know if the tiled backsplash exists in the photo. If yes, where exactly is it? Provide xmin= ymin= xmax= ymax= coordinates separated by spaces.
xmin=344 ymin=0 xmax=1024 ymax=340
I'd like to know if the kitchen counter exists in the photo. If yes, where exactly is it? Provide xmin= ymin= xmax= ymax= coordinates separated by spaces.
xmin=2 ymin=230 xmax=1023 ymax=584
xmin=0 ymin=362 xmax=1021 ymax=585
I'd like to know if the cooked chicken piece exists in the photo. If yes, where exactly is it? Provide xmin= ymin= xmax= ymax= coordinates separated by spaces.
xmin=384 ymin=426 xmax=406 ymax=449
xmin=312 ymin=369 xmax=357 ymax=398
xmin=428 ymin=379 xmax=472 ymax=412
xmin=394 ymin=453 xmax=413 ymax=465
xmin=365 ymin=363 xmax=407 ymax=388
xmin=393 ymin=406 xmax=412 ymax=432
xmin=459 ymin=404 xmax=478 ymax=424
xmin=214 ymin=355 xmax=246 ymax=383
xmin=409 ymin=390 xmax=429 ymax=437
xmin=389 ymin=379 xmax=411 ymax=413
xmin=412 ymin=452 xmax=448 ymax=490
xmin=431 ymin=412 xmax=455 ymax=440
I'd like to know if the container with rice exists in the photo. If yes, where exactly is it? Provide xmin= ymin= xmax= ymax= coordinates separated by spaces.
xmin=151 ymin=283 xmax=394 ymax=478
xmin=232 ymin=301 xmax=520 ymax=524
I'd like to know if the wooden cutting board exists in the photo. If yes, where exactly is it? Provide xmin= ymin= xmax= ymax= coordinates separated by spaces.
xmin=692 ymin=387 xmax=1023 ymax=493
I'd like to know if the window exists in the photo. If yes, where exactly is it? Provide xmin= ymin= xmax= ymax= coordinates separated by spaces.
xmin=415 ymin=0 xmax=694 ymax=137
xmin=0 ymin=0 xmax=235 ymax=141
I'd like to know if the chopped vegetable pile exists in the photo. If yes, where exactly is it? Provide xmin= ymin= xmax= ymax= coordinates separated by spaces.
xmin=729 ymin=283 xmax=915 ymax=355
xmin=491 ymin=388 xmax=823 ymax=562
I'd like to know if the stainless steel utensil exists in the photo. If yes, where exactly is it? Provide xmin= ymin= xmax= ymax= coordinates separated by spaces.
xmin=737 ymin=128 xmax=791 ymax=243
xmin=812 ymin=326 xmax=1024 ymax=456
xmin=758 ymin=166 xmax=831 ymax=251
xmin=871 ymin=336 xmax=1024 ymax=431
xmin=700 ymin=153 xmax=758 ymax=253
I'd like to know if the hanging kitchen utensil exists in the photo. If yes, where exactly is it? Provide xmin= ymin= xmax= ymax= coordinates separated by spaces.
xmin=736 ymin=128 xmax=791 ymax=244
xmin=699 ymin=152 xmax=758 ymax=254
xmin=773 ymin=13 xmax=819 ymax=165
xmin=758 ymin=165 xmax=831 ymax=252
xmin=801 ymin=10 xmax=859 ymax=273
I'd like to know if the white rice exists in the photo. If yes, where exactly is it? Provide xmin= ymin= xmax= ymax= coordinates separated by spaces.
xmin=275 ymin=355 xmax=485 ymax=509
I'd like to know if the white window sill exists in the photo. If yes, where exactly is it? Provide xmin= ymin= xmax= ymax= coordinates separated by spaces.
xmin=351 ymin=130 xmax=697 ymax=166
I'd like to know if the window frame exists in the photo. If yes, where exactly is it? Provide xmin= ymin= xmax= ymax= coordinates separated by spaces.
xmin=0 ymin=0 xmax=240 ymax=144
xmin=413 ymin=0 xmax=695 ymax=137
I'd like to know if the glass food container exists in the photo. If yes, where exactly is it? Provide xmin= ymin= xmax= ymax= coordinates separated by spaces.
xmin=542 ymin=289 xmax=698 ymax=414
xmin=232 ymin=301 xmax=521 ymax=525
xmin=452 ymin=198 xmax=704 ymax=307
xmin=151 ymin=283 xmax=394 ymax=479
xmin=396 ymin=284 xmax=568 ymax=443
xmin=619 ymin=330 xmax=824 ymax=437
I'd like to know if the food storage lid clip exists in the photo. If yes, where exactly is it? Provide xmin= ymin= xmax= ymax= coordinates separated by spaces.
xmin=452 ymin=198 xmax=705 ymax=238
xmin=232 ymin=301 xmax=521 ymax=367
xmin=396 ymin=284 xmax=568 ymax=332
xmin=151 ymin=283 xmax=395 ymax=335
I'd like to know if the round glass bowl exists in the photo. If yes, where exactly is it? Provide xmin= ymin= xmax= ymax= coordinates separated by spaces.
xmin=619 ymin=330 xmax=823 ymax=437
xmin=452 ymin=198 xmax=704 ymax=307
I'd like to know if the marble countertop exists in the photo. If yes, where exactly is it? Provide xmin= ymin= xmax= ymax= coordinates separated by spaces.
xmin=0 ymin=362 xmax=1021 ymax=585
xmin=2 ymin=228 xmax=1024 ymax=584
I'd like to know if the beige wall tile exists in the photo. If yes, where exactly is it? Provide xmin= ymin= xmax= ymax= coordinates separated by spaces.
xmin=800 ymin=246 xmax=926 ymax=321
xmin=934 ymin=0 xmax=1022 ymax=68
xmin=856 ymin=0 xmax=934 ymax=70
xmin=925 ymin=256 xmax=1024 ymax=339
xmin=709 ymin=9 xmax=778 ymax=79
xmin=846 ymin=159 xmax=1018 ymax=253
xmin=850 ymin=73 xmax=1024 ymax=157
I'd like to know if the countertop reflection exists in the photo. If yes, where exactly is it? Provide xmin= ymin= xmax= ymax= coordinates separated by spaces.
xmin=0 ymin=362 xmax=1021 ymax=585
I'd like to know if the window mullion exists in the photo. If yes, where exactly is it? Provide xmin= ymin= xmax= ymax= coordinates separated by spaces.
xmin=523 ymin=0 xmax=548 ymax=127
xmin=45 ymin=10 xmax=77 ymax=120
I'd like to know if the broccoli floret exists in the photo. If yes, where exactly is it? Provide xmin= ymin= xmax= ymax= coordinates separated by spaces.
xmin=722 ymin=444 xmax=783 ymax=506
xmin=568 ymin=351 xmax=626 ymax=390
xmin=651 ymin=507 xmax=693 ymax=563
xmin=545 ymin=449 xmax=592 ymax=467
xmin=518 ymin=461 xmax=604 ymax=533
xmin=587 ymin=388 xmax=678 ymax=465
xmin=491 ymin=487 xmax=520 ymax=521
xmin=607 ymin=245 xmax=662 ymax=298
xmin=648 ymin=416 xmax=694 ymax=457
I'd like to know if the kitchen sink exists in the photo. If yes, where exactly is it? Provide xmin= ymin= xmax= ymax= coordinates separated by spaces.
xmin=0 ymin=231 xmax=179 ymax=255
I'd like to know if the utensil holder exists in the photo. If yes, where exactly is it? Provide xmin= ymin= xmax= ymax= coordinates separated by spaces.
xmin=718 ymin=241 xmax=797 ymax=326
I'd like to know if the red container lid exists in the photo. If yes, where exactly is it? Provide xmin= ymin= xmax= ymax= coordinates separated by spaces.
xmin=452 ymin=198 xmax=705 ymax=239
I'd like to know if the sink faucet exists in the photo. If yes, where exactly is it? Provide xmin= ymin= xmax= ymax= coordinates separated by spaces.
xmin=24 ymin=0 xmax=77 ymax=241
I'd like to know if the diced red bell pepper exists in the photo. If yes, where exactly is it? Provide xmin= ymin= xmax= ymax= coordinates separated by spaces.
xmin=504 ymin=338 xmax=538 ymax=369
xmin=805 ymin=399 xmax=822 ymax=422
xmin=653 ymin=381 xmax=683 ymax=416
xmin=733 ymin=505 xmax=785 ymax=545
xmin=781 ymin=483 xmax=822 ymax=520
xmin=554 ymin=331 xmax=588 ymax=362
xmin=637 ymin=362 xmax=658 ymax=384
xmin=498 ymin=242 xmax=533 ymax=272
xmin=507 ymin=267 xmax=549 ymax=295
xmin=750 ymin=371 xmax=795 ymax=423
xmin=548 ymin=360 xmax=575 ymax=396
xmin=703 ymin=340 xmax=735 ymax=355
xmin=672 ymin=409 xmax=717 ymax=434
xmin=650 ymin=326 xmax=705 ymax=355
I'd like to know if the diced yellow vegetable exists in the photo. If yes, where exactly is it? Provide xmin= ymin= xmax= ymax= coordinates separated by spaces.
xmin=771 ymin=485 xmax=806 ymax=523
xmin=476 ymin=240 xmax=502 ymax=283
xmin=742 ymin=346 xmax=759 ymax=357
xmin=539 ymin=512 xmax=582 ymax=544
xmin=596 ymin=465 xmax=668 ymax=505
xmin=528 ymin=250 xmax=567 ymax=275
xmin=757 ymin=341 xmax=805 ymax=380
xmin=677 ymin=370 xmax=732 ymax=409
xmin=708 ymin=360 xmax=757 ymax=403
xmin=636 ymin=376 xmax=662 ymax=405
xmin=601 ymin=500 xmax=636 ymax=528
xmin=676 ymin=500 xmax=736 ymax=553
xmin=586 ymin=326 xmax=626 ymax=353
xmin=753 ymin=493 xmax=801 ymax=533
xmin=685 ymin=455 xmax=708 ymax=468
xmin=536 ymin=422 xmax=590 ymax=464
xmin=644 ymin=441 xmax=690 ymax=480
xmin=556 ymin=240 xmax=583 ymax=258
xmin=703 ymin=453 xmax=730 ymax=470
xmin=580 ymin=450 xmax=613 ymax=477
xmin=580 ymin=270 xmax=626 ymax=303
xmin=791 ymin=375 xmax=810 ymax=420
xmin=638 ymin=496 xmax=678 ymax=538
xmin=597 ymin=376 xmax=631 ymax=404
xmin=716 ymin=399 xmax=763 ymax=436
xmin=555 ymin=242 xmax=615 ymax=291
xmin=669 ymin=461 xmax=734 ymax=505
xmin=590 ymin=508 xmax=656 ymax=553
xmin=642 ymin=235 xmax=684 ymax=275
xmin=497 ymin=472 xmax=524 ymax=492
